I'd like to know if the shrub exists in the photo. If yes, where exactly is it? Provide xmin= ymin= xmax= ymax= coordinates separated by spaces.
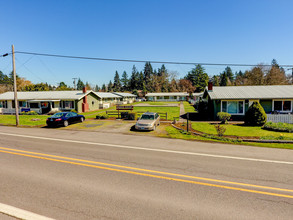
xmin=127 ymin=112 xmax=138 ymax=120
xmin=121 ymin=112 xmax=129 ymax=119
xmin=214 ymin=124 xmax=226 ymax=136
xmin=96 ymin=113 xmax=109 ymax=119
xmin=263 ymin=121 xmax=293 ymax=133
xmin=244 ymin=102 xmax=267 ymax=126
xmin=70 ymin=109 xmax=77 ymax=113
xmin=20 ymin=111 xmax=38 ymax=115
xmin=217 ymin=112 xmax=231 ymax=124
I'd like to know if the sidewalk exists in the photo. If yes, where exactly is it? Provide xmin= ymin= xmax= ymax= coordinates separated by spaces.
xmin=179 ymin=102 xmax=186 ymax=123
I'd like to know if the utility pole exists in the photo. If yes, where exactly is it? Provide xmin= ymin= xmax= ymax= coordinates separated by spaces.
xmin=73 ymin=78 xmax=78 ymax=90
xmin=12 ymin=45 xmax=19 ymax=126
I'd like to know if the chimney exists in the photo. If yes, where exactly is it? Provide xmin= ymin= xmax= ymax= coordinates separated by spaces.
xmin=208 ymin=81 xmax=213 ymax=91
xmin=83 ymin=87 xmax=87 ymax=93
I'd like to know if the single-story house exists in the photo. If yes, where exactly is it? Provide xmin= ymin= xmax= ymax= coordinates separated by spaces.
xmin=203 ymin=83 xmax=293 ymax=120
xmin=112 ymin=92 xmax=136 ymax=104
xmin=93 ymin=92 xmax=121 ymax=109
xmin=191 ymin=92 xmax=204 ymax=104
xmin=0 ymin=88 xmax=100 ymax=114
xmin=145 ymin=92 xmax=189 ymax=102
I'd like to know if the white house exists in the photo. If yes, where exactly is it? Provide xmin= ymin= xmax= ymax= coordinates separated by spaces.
xmin=145 ymin=92 xmax=189 ymax=102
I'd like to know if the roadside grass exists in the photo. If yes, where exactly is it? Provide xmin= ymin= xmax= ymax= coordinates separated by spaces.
xmin=191 ymin=122 xmax=293 ymax=140
xmin=82 ymin=106 xmax=116 ymax=119
xmin=183 ymin=101 xmax=196 ymax=112
xmin=165 ymin=126 xmax=293 ymax=150
xmin=133 ymin=106 xmax=180 ymax=120
xmin=0 ymin=115 xmax=47 ymax=126
xmin=144 ymin=102 xmax=179 ymax=105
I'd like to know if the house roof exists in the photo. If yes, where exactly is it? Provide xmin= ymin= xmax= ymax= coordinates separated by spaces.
xmin=112 ymin=92 xmax=136 ymax=97
xmin=207 ymin=85 xmax=293 ymax=100
xmin=145 ymin=92 xmax=189 ymax=97
xmin=0 ymin=90 xmax=92 ymax=101
xmin=192 ymin=92 xmax=204 ymax=97
xmin=93 ymin=92 xmax=120 ymax=98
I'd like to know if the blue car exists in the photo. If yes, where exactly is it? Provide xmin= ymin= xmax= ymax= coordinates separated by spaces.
xmin=46 ymin=112 xmax=85 ymax=127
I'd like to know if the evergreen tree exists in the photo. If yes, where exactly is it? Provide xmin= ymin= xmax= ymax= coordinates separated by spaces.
xmin=101 ymin=84 xmax=107 ymax=92
xmin=113 ymin=71 xmax=121 ymax=92
xmin=185 ymin=64 xmax=208 ymax=92
xmin=220 ymin=72 xmax=228 ymax=86
xmin=224 ymin=66 xmax=234 ymax=83
xmin=212 ymin=75 xmax=220 ymax=86
xmin=143 ymin=62 xmax=153 ymax=91
xmin=121 ymin=71 xmax=128 ymax=91
xmin=95 ymin=85 xmax=100 ymax=92
xmin=77 ymin=78 xmax=85 ymax=90
xmin=108 ymin=80 xmax=113 ymax=92
xmin=129 ymin=65 xmax=138 ymax=91
xmin=138 ymin=71 xmax=144 ymax=90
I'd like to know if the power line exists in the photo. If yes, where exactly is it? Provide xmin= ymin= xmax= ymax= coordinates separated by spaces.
xmin=13 ymin=51 xmax=293 ymax=68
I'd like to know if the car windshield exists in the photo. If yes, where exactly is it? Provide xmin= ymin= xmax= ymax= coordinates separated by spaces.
xmin=140 ymin=114 xmax=154 ymax=120
xmin=52 ymin=112 xmax=66 ymax=117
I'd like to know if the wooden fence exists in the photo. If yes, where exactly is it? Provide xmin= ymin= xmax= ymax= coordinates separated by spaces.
xmin=267 ymin=114 xmax=293 ymax=124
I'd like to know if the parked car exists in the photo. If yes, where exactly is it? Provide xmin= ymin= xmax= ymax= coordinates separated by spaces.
xmin=46 ymin=112 xmax=85 ymax=127
xmin=135 ymin=112 xmax=160 ymax=131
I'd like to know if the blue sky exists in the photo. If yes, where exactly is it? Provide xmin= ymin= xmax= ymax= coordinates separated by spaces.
xmin=1 ymin=0 xmax=293 ymax=87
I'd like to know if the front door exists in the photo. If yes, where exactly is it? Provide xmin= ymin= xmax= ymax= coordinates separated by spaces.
xmin=41 ymin=102 xmax=51 ymax=114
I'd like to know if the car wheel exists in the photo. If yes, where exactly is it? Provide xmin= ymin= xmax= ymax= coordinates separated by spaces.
xmin=63 ymin=120 xmax=69 ymax=127
xmin=80 ymin=117 xmax=84 ymax=122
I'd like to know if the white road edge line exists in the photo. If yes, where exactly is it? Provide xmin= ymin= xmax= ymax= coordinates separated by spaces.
xmin=0 ymin=132 xmax=292 ymax=165
xmin=0 ymin=203 xmax=54 ymax=220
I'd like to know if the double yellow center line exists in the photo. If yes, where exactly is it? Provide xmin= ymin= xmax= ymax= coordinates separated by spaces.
xmin=0 ymin=146 xmax=292 ymax=199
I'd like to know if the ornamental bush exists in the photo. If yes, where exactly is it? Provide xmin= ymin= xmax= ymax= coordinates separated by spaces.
xmin=20 ymin=111 xmax=38 ymax=115
xmin=217 ymin=112 xmax=231 ymax=124
xmin=127 ymin=112 xmax=137 ymax=120
xmin=263 ymin=121 xmax=293 ymax=133
xmin=244 ymin=101 xmax=267 ymax=126
xmin=214 ymin=124 xmax=226 ymax=136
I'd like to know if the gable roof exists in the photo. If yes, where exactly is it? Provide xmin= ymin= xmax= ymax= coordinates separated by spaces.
xmin=93 ymin=92 xmax=120 ymax=99
xmin=145 ymin=92 xmax=189 ymax=97
xmin=0 ymin=90 xmax=93 ymax=101
xmin=112 ymin=92 xmax=136 ymax=97
xmin=207 ymin=85 xmax=293 ymax=100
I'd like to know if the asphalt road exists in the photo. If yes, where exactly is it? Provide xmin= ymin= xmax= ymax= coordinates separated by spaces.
xmin=0 ymin=126 xmax=292 ymax=220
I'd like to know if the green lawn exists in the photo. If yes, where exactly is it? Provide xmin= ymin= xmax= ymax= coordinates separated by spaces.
xmin=0 ymin=115 xmax=48 ymax=126
xmin=133 ymin=106 xmax=180 ymax=120
xmin=183 ymin=101 xmax=196 ymax=112
xmin=191 ymin=122 xmax=293 ymax=139
xmin=165 ymin=126 xmax=293 ymax=149
xmin=82 ymin=106 xmax=117 ymax=119
xmin=144 ymin=101 xmax=179 ymax=106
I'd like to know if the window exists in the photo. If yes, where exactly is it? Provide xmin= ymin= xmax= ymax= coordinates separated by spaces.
xmin=0 ymin=101 xmax=7 ymax=108
xmin=19 ymin=101 xmax=27 ymax=107
xmin=221 ymin=101 xmax=244 ymax=114
xmin=274 ymin=100 xmax=292 ymax=112
xmin=61 ymin=101 xmax=74 ymax=109
xmin=29 ymin=102 xmax=39 ymax=108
